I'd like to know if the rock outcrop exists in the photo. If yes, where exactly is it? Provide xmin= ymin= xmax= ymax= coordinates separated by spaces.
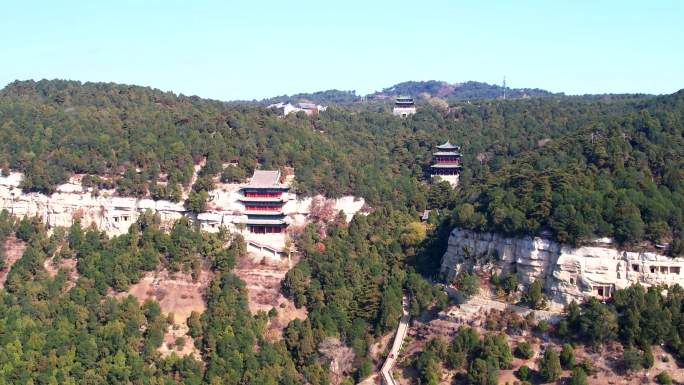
xmin=440 ymin=228 xmax=684 ymax=306
xmin=0 ymin=173 xmax=186 ymax=236
xmin=0 ymin=173 xmax=366 ymax=241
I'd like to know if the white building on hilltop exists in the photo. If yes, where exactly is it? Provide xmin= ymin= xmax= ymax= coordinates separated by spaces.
xmin=269 ymin=102 xmax=327 ymax=116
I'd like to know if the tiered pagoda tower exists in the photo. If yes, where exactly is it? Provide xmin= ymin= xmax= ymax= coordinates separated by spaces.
xmin=431 ymin=141 xmax=462 ymax=187
xmin=392 ymin=95 xmax=416 ymax=117
xmin=239 ymin=170 xmax=289 ymax=233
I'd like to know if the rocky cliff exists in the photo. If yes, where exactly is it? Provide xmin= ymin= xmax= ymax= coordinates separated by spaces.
xmin=440 ymin=228 xmax=684 ymax=306
xmin=0 ymin=172 xmax=365 ymax=240
xmin=0 ymin=173 xmax=187 ymax=236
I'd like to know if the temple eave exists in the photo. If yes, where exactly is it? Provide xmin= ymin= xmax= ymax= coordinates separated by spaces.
xmin=245 ymin=220 xmax=287 ymax=226
xmin=244 ymin=210 xmax=284 ymax=216
xmin=238 ymin=197 xmax=285 ymax=203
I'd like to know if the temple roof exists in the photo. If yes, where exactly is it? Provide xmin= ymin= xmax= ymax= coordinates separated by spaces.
xmin=395 ymin=96 xmax=415 ymax=105
xmin=245 ymin=170 xmax=288 ymax=189
xmin=433 ymin=151 xmax=462 ymax=156
xmin=431 ymin=164 xmax=463 ymax=169
xmin=436 ymin=141 xmax=459 ymax=150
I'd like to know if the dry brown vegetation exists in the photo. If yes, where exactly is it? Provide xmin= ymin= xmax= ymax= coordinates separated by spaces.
xmin=0 ymin=235 xmax=26 ymax=287
xmin=113 ymin=267 xmax=212 ymax=360
xmin=233 ymin=252 xmax=307 ymax=341
xmin=43 ymin=255 xmax=79 ymax=291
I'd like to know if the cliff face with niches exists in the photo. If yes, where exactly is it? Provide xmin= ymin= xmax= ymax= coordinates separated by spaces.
xmin=440 ymin=228 xmax=683 ymax=306
xmin=0 ymin=172 xmax=366 ymax=238
xmin=0 ymin=173 xmax=186 ymax=236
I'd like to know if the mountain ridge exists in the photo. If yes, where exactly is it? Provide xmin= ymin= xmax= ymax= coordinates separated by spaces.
xmin=258 ymin=80 xmax=561 ymax=105
xmin=4 ymin=78 xmax=665 ymax=107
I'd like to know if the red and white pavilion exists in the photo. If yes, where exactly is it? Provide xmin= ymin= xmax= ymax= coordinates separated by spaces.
xmin=239 ymin=170 xmax=289 ymax=234
xmin=431 ymin=141 xmax=462 ymax=187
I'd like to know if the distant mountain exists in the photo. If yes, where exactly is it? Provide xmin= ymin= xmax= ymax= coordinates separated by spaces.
xmin=260 ymin=89 xmax=360 ymax=105
xmin=372 ymin=80 xmax=561 ymax=101
xmin=261 ymin=80 xmax=560 ymax=106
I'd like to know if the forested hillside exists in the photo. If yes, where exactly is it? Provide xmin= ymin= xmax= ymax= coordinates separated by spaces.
xmin=0 ymin=212 xmax=309 ymax=385
xmin=451 ymin=90 xmax=684 ymax=251
xmin=374 ymin=80 xmax=560 ymax=100
xmin=257 ymin=80 xmax=556 ymax=106
xmin=260 ymin=89 xmax=360 ymax=105
xmin=0 ymin=78 xmax=683 ymax=384
xmin=0 ymin=80 xmax=641 ymax=203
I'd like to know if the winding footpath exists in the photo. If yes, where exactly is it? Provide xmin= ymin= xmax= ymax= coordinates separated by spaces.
xmin=380 ymin=295 xmax=410 ymax=385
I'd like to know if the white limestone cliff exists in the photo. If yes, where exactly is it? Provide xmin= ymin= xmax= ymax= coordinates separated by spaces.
xmin=0 ymin=173 xmax=365 ymax=250
xmin=440 ymin=228 xmax=684 ymax=306
xmin=0 ymin=173 xmax=187 ymax=236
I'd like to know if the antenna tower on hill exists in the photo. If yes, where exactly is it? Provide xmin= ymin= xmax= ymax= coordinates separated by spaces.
xmin=502 ymin=76 xmax=507 ymax=100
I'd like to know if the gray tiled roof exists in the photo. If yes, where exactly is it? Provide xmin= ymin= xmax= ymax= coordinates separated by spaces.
xmin=246 ymin=170 xmax=286 ymax=188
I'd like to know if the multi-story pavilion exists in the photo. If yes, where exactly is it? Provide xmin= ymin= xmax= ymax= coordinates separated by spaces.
xmin=239 ymin=170 xmax=289 ymax=233
xmin=392 ymin=96 xmax=417 ymax=117
xmin=431 ymin=141 xmax=462 ymax=187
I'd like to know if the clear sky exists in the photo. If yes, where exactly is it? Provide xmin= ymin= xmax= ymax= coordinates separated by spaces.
xmin=2 ymin=0 xmax=683 ymax=100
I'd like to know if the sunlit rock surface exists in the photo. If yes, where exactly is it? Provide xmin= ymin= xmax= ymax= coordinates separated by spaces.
xmin=0 ymin=173 xmax=365 ymax=256
xmin=440 ymin=228 xmax=684 ymax=306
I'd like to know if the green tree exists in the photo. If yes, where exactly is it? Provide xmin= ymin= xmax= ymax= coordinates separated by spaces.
xmin=400 ymin=222 xmax=427 ymax=247
xmin=455 ymin=272 xmax=480 ymax=299
xmin=656 ymin=371 xmax=673 ymax=385
xmin=503 ymin=272 xmax=519 ymax=294
xmin=613 ymin=199 xmax=645 ymax=245
xmin=560 ymin=343 xmax=575 ymax=369
xmin=568 ymin=367 xmax=588 ymax=385
xmin=577 ymin=298 xmax=618 ymax=347
xmin=524 ymin=280 xmax=547 ymax=310
xmin=538 ymin=349 xmax=562 ymax=382
xmin=467 ymin=358 xmax=498 ymax=385
xmin=517 ymin=365 xmax=531 ymax=381
xmin=187 ymin=311 xmax=202 ymax=338
xmin=415 ymin=349 xmax=440 ymax=385
xmin=642 ymin=345 xmax=654 ymax=369
xmin=186 ymin=190 xmax=209 ymax=213
xmin=515 ymin=341 xmax=534 ymax=359
xmin=622 ymin=348 xmax=644 ymax=372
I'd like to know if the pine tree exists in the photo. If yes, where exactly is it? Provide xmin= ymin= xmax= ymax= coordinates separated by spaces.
xmin=560 ymin=343 xmax=575 ymax=369
xmin=525 ymin=280 xmax=547 ymax=310
xmin=539 ymin=349 xmax=562 ymax=382
xmin=568 ymin=367 xmax=588 ymax=385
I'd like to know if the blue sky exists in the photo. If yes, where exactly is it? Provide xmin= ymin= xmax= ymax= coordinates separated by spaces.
xmin=2 ymin=0 xmax=683 ymax=100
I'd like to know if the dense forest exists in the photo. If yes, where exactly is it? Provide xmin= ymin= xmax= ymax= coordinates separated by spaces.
xmin=282 ymin=209 xmax=447 ymax=379
xmin=451 ymin=91 xmax=684 ymax=250
xmin=0 ymin=212 xmax=307 ymax=385
xmin=0 ymin=209 xmax=446 ymax=384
